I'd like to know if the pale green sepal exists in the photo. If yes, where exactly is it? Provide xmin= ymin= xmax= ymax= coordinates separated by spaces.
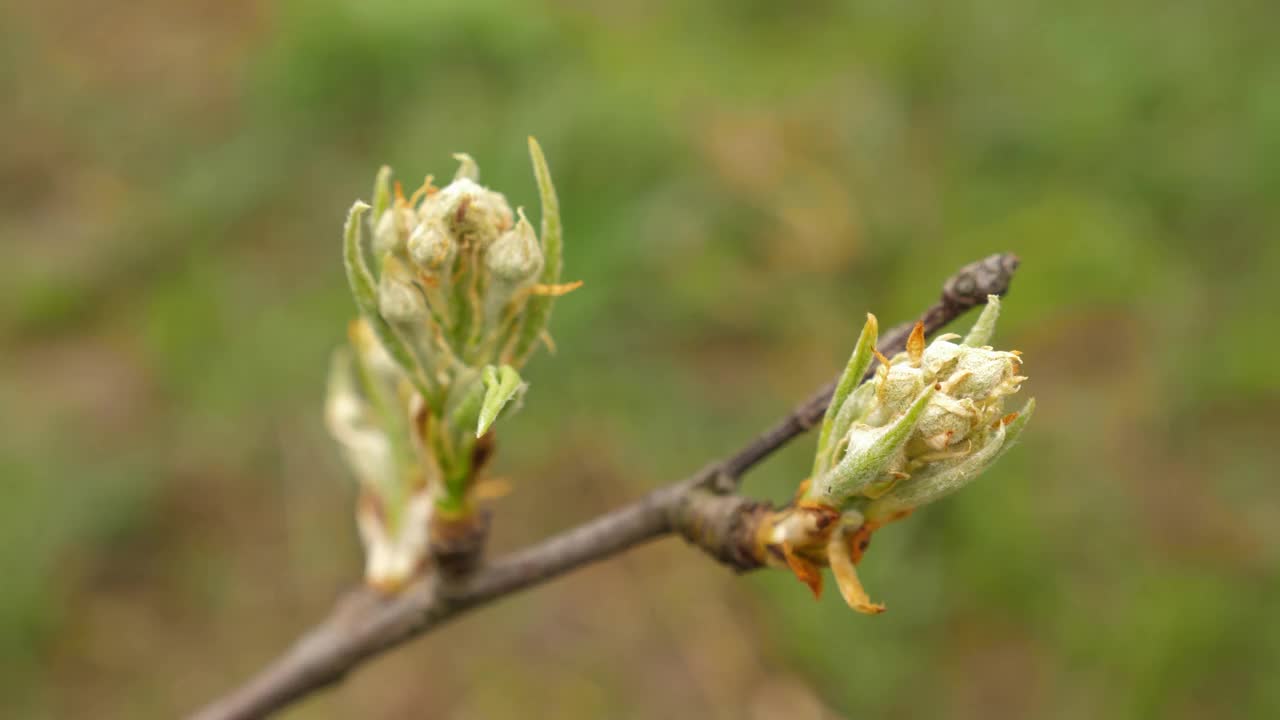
xmin=371 ymin=166 xmax=392 ymax=223
xmin=343 ymin=201 xmax=431 ymax=397
xmin=511 ymin=137 xmax=563 ymax=364
xmin=824 ymin=381 xmax=876 ymax=472
xmin=992 ymin=397 xmax=1035 ymax=463
xmin=343 ymin=201 xmax=379 ymax=317
xmin=831 ymin=382 xmax=875 ymax=443
xmin=527 ymin=137 xmax=562 ymax=283
xmin=813 ymin=313 xmax=878 ymax=476
xmin=962 ymin=294 xmax=1001 ymax=347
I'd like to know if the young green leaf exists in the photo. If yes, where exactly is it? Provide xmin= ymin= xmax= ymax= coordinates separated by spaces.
xmin=476 ymin=365 xmax=526 ymax=437
xmin=344 ymin=201 xmax=432 ymax=398
xmin=962 ymin=294 xmax=1001 ymax=347
xmin=813 ymin=313 xmax=879 ymax=477
xmin=371 ymin=166 xmax=392 ymax=223
xmin=808 ymin=385 xmax=935 ymax=507
xmin=511 ymin=137 xmax=563 ymax=364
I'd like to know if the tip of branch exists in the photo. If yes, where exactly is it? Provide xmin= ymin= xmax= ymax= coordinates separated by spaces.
xmin=942 ymin=253 xmax=1020 ymax=309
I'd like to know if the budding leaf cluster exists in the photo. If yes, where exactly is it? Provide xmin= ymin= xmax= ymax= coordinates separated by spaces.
xmin=807 ymin=296 xmax=1033 ymax=518
xmin=760 ymin=296 xmax=1034 ymax=614
xmin=325 ymin=139 xmax=575 ymax=590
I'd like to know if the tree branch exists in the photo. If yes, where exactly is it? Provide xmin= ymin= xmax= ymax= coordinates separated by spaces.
xmin=191 ymin=253 xmax=1020 ymax=720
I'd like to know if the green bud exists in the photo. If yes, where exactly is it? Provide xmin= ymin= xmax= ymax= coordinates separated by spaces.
xmin=962 ymin=294 xmax=1001 ymax=347
xmin=331 ymin=142 xmax=577 ymax=591
xmin=814 ymin=313 xmax=879 ymax=477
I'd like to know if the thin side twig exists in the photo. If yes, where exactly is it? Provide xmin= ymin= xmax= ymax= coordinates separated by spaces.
xmin=192 ymin=253 xmax=1020 ymax=720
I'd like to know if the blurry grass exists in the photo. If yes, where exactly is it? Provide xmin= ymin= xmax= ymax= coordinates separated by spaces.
xmin=3 ymin=0 xmax=1279 ymax=717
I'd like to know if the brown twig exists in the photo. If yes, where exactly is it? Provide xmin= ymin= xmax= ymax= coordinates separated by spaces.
xmin=191 ymin=253 xmax=1020 ymax=720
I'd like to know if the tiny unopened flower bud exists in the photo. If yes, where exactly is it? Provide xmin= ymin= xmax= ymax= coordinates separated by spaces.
xmin=865 ymin=363 xmax=928 ymax=426
xmin=942 ymin=347 xmax=1023 ymax=401
xmin=912 ymin=394 xmax=978 ymax=453
xmin=920 ymin=336 xmax=964 ymax=376
xmin=373 ymin=206 xmax=415 ymax=256
xmin=486 ymin=209 xmax=543 ymax=283
xmin=378 ymin=256 xmax=428 ymax=323
xmin=420 ymin=170 xmax=514 ymax=249
xmin=408 ymin=219 xmax=456 ymax=274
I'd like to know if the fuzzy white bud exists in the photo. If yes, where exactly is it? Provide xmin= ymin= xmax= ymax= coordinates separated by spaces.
xmin=373 ymin=206 xmax=415 ymax=256
xmin=486 ymin=210 xmax=543 ymax=283
xmin=377 ymin=256 xmax=429 ymax=323
xmin=408 ymin=219 xmax=456 ymax=273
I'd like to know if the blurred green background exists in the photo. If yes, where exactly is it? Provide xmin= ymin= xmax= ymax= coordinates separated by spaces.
xmin=4 ymin=1 xmax=1278 ymax=718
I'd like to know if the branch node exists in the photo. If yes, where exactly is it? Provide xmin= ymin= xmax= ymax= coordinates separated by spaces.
xmin=430 ymin=510 xmax=491 ymax=577
xmin=672 ymin=490 xmax=772 ymax=572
